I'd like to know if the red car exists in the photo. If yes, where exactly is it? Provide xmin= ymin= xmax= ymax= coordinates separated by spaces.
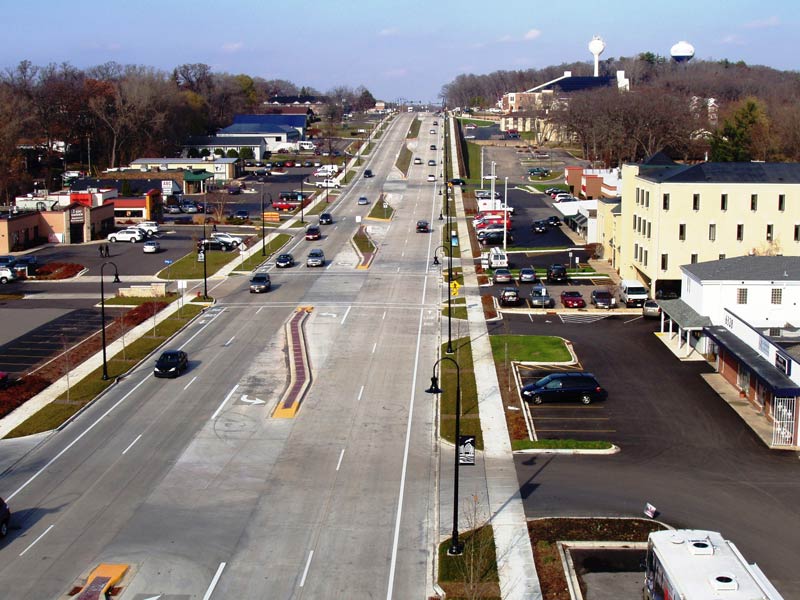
xmin=560 ymin=291 xmax=586 ymax=308
xmin=305 ymin=226 xmax=322 ymax=240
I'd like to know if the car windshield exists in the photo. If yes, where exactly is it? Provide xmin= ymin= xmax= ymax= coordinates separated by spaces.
xmin=159 ymin=353 xmax=181 ymax=364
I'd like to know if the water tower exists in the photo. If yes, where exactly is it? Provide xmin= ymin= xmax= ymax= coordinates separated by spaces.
xmin=588 ymin=36 xmax=606 ymax=77
xmin=670 ymin=41 xmax=695 ymax=63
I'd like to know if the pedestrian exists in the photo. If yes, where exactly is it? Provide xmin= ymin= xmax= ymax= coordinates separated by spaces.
xmin=212 ymin=222 xmax=218 ymax=232
xmin=104 ymin=244 xmax=110 ymax=257
xmin=99 ymin=244 xmax=105 ymax=258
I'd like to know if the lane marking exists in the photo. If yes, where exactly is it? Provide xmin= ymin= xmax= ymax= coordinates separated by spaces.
xmin=358 ymin=385 xmax=364 ymax=401
xmin=256 ymin=306 xmax=264 ymax=314
xmin=372 ymin=342 xmax=377 ymax=354
xmin=299 ymin=550 xmax=314 ymax=587
xmin=121 ymin=434 xmax=143 ymax=455
xmin=19 ymin=524 xmax=53 ymax=556
xmin=202 ymin=562 xmax=227 ymax=600
xmin=336 ymin=449 xmax=345 ymax=471
xmin=624 ymin=315 xmax=643 ymax=324
xmin=382 ymin=310 xmax=386 ymax=320
xmin=179 ymin=307 xmax=227 ymax=350
xmin=211 ymin=384 xmax=240 ymax=420
xmin=340 ymin=305 xmax=351 ymax=325
xmin=183 ymin=376 xmax=197 ymax=391
xmin=223 ymin=336 xmax=235 ymax=347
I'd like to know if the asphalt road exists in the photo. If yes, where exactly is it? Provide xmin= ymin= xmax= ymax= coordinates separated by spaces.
xmin=0 ymin=112 xmax=445 ymax=600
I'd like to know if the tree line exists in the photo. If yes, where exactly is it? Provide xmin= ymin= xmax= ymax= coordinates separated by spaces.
xmin=0 ymin=60 xmax=377 ymax=201
xmin=442 ymin=56 xmax=800 ymax=165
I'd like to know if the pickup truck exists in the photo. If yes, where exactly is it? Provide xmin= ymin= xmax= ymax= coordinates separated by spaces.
xmin=315 ymin=179 xmax=341 ymax=189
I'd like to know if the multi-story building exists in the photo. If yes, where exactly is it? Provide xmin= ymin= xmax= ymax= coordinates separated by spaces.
xmin=617 ymin=156 xmax=800 ymax=297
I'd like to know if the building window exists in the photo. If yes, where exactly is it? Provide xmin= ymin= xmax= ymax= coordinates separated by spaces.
xmin=645 ymin=191 xmax=650 ymax=208
xmin=766 ymin=224 xmax=773 ymax=241
xmin=737 ymin=288 xmax=748 ymax=304
xmin=661 ymin=253 xmax=668 ymax=270
xmin=644 ymin=250 xmax=648 ymax=267
xmin=778 ymin=194 xmax=785 ymax=211
xmin=795 ymin=224 xmax=800 ymax=242
xmin=632 ymin=214 xmax=637 ymax=228
xmin=721 ymin=193 xmax=728 ymax=210
xmin=634 ymin=243 xmax=639 ymax=260
xmin=719 ymin=254 xmax=726 ymax=260
xmin=771 ymin=288 xmax=783 ymax=304
xmin=751 ymin=194 xmax=758 ymax=211
xmin=663 ymin=193 xmax=670 ymax=210
xmin=679 ymin=223 xmax=686 ymax=240
xmin=708 ymin=224 xmax=716 ymax=241
xmin=636 ymin=188 xmax=640 ymax=204
xmin=690 ymin=253 xmax=698 ymax=264
xmin=692 ymin=193 xmax=700 ymax=210
xmin=736 ymin=224 xmax=744 ymax=241
xmin=647 ymin=222 xmax=651 ymax=239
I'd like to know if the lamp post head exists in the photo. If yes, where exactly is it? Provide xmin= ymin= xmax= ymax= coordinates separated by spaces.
xmin=425 ymin=375 xmax=443 ymax=395
xmin=113 ymin=273 xmax=121 ymax=283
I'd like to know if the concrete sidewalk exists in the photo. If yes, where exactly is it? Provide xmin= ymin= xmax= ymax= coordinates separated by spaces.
xmin=444 ymin=117 xmax=541 ymax=599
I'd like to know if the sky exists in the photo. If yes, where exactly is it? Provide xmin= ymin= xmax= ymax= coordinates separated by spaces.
xmin=2 ymin=0 xmax=797 ymax=103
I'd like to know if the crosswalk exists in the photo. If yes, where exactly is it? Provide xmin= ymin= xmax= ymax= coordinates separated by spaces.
xmin=558 ymin=313 xmax=612 ymax=324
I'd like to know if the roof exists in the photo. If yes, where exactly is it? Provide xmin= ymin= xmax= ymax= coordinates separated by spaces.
xmin=642 ymin=151 xmax=677 ymax=166
xmin=637 ymin=161 xmax=800 ymax=184
xmin=230 ymin=114 xmax=307 ymax=128
xmin=130 ymin=158 xmax=237 ymax=165
xmin=683 ymin=256 xmax=800 ymax=282
xmin=658 ymin=298 xmax=712 ymax=329
xmin=186 ymin=135 xmax=268 ymax=146
xmin=71 ymin=178 xmax=181 ymax=195
xmin=550 ymin=76 xmax=615 ymax=93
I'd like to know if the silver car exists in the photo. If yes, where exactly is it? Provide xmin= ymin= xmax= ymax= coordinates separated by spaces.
xmin=529 ymin=284 xmax=553 ymax=308
xmin=643 ymin=299 xmax=661 ymax=318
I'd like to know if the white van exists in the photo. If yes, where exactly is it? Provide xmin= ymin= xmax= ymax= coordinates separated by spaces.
xmin=619 ymin=279 xmax=649 ymax=307
xmin=298 ymin=141 xmax=316 ymax=151
xmin=477 ymin=199 xmax=514 ymax=214
xmin=486 ymin=247 xmax=508 ymax=268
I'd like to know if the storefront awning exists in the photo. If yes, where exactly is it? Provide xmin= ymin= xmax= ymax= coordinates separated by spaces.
xmin=658 ymin=299 xmax=711 ymax=330
xmin=706 ymin=326 xmax=799 ymax=396
xmin=183 ymin=171 xmax=215 ymax=182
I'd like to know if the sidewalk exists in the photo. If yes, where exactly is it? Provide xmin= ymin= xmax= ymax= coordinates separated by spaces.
xmin=446 ymin=118 xmax=542 ymax=599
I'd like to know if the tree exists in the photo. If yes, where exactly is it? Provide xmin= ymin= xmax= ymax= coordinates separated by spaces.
xmin=225 ymin=148 xmax=239 ymax=158
xmin=239 ymin=147 xmax=254 ymax=160
xmin=710 ymin=98 xmax=770 ymax=162
xmin=354 ymin=86 xmax=376 ymax=112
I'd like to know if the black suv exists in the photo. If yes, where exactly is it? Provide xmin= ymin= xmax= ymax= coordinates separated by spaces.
xmin=521 ymin=372 xmax=607 ymax=405
xmin=546 ymin=264 xmax=567 ymax=283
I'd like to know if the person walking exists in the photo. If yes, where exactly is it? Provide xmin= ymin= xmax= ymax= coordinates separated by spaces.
xmin=104 ymin=244 xmax=110 ymax=257
xmin=99 ymin=243 xmax=105 ymax=258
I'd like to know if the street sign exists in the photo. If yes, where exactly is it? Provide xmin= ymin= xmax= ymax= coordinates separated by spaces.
xmin=450 ymin=281 xmax=460 ymax=297
xmin=197 ymin=251 xmax=205 ymax=262
xmin=458 ymin=435 xmax=476 ymax=465
xmin=163 ymin=259 xmax=173 ymax=265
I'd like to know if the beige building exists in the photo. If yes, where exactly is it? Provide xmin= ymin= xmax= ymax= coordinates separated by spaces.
xmin=616 ymin=156 xmax=800 ymax=297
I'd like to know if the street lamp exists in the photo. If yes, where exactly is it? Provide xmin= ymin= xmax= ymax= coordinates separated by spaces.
xmin=201 ymin=221 xmax=208 ymax=299
xmin=432 ymin=244 xmax=450 ymax=267
xmin=444 ymin=136 xmax=454 ymax=355
xmin=299 ymin=178 xmax=308 ymax=224
xmin=99 ymin=261 xmax=121 ymax=381
xmin=425 ymin=356 xmax=465 ymax=556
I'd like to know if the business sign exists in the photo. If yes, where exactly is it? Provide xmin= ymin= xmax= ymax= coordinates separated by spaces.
xmin=69 ymin=207 xmax=85 ymax=223
xmin=458 ymin=435 xmax=475 ymax=465
xmin=161 ymin=180 xmax=174 ymax=194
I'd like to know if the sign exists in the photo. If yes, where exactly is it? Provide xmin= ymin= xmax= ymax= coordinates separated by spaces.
xmin=775 ymin=353 xmax=791 ymax=376
xmin=451 ymin=234 xmax=459 ymax=247
xmin=197 ymin=251 xmax=205 ymax=262
xmin=458 ymin=435 xmax=475 ymax=465
xmin=450 ymin=281 xmax=460 ymax=297
xmin=69 ymin=207 xmax=85 ymax=223
xmin=178 ymin=280 xmax=187 ymax=290
xmin=161 ymin=180 xmax=174 ymax=194
xmin=163 ymin=259 xmax=173 ymax=265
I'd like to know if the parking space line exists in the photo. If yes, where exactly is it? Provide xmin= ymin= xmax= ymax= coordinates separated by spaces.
xmin=537 ymin=429 xmax=616 ymax=433
xmin=533 ymin=417 xmax=609 ymax=421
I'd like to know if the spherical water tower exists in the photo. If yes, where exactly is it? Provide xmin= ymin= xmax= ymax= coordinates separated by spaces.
xmin=670 ymin=41 xmax=695 ymax=63
xmin=589 ymin=36 xmax=606 ymax=77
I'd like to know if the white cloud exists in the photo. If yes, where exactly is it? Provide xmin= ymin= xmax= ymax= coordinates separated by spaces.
xmin=743 ymin=16 xmax=779 ymax=29
xmin=384 ymin=68 xmax=408 ymax=78
xmin=221 ymin=42 xmax=244 ymax=53
xmin=523 ymin=29 xmax=542 ymax=41
xmin=378 ymin=28 xmax=399 ymax=36
xmin=497 ymin=34 xmax=513 ymax=43
xmin=720 ymin=34 xmax=743 ymax=45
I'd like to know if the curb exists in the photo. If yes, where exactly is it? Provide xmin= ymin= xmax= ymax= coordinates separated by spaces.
xmin=513 ymin=444 xmax=620 ymax=455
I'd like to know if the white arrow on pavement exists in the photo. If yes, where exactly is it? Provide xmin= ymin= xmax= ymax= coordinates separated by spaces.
xmin=142 ymin=595 xmax=163 ymax=600
xmin=319 ymin=312 xmax=338 ymax=318
xmin=241 ymin=395 xmax=265 ymax=405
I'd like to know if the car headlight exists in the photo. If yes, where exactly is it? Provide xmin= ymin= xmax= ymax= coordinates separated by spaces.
xmin=169 ymin=367 xmax=176 ymax=372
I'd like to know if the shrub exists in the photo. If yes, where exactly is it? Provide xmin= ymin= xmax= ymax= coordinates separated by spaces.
xmin=35 ymin=262 xmax=84 ymax=280
xmin=0 ymin=375 xmax=50 ymax=418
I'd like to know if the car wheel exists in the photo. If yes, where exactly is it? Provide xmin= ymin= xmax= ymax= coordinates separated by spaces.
xmin=580 ymin=394 xmax=592 ymax=405
xmin=532 ymin=395 xmax=543 ymax=405
xmin=0 ymin=277 xmax=6 ymax=284
xmin=130 ymin=238 xmax=137 ymax=243
xmin=109 ymin=237 xmax=117 ymax=242
xmin=0 ymin=519 xmax=7 ymax=537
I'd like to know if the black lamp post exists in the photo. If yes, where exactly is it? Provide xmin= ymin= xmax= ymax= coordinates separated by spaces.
xmin=432 ymin=244 xmax=450 ymax=266
xmin=299 ymin=178 xmax=307 ymax=224
xmin=444 ymin=131 xmax=454 ymax=355
xmin=99 ymin=261 xmax=121 ymax=381
xmin=261 ymin=191 xmax=272 ymax=257
xmin=425 ymin=356 xmax=464 ymax=556
xmin=201 ymin=221 xmax=208 ymax=299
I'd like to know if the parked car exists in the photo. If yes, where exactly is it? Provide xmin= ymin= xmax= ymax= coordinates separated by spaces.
xmin=0 ymin=497 xmax=9 ymax=537
xmin=166 ymin=205 xmax=182 ymax=214
xmin=211 ymin=232 xmax=243 ymax=247
xmin=319 ymin=213 xmax=333 ymax=225
xmin=364 ymin=169 xmax=374 ymax=178
xmin=234 ymin=210 xmax=249 ymax=220
xmin=547 ymin=264 xmax=567 ymax=283
xmin=521 ymin=372 xmax=607 ymax=405
xmin=532 ymin=220 xmax=547 ymax=233
xmin=480 ymin=231 xmax=514 ymax=246
xmin=181 ymin=203 xmax=199 ymax=213
xmin=560 ymin=290 xmax=586 ymax=308
xmin=108 ymin=228 xmax=144 ymax=243
xmin=0 ymin=267 xmax=16 ymax=284
xmin=316 ymin=179 xmax=341 ymax=189
xmin=153 ymin=350 xmax=189 ymax=378
xmin=430 ymin=144 xmax=437 ymax=150
xmin=305 ymin=225 xmax=322 ymax=240
xmin=493 ymin=268 xmax=513 ymax=284
xmin=590 ymin=290 xmax=615 ymax=309
xmin=518 ymin=268 xmax=537 ymax=283
xmin=249 ymin=272 xmax=271 ymax=293
xmin=306 ymin=249 xmax=325 ymax=267
xmin=12 ymin=255 xmax=39 ymax=276
xmin=137 ymin=221 xmax=159 ymax=235
xmin=416 ymin=220 xmax=430 ymax=233
xmin=199 ymin=238 xmax=234 ymax=252
xmin=545 ymin=187 xmax=561 ymax=196
xmin=276 ymin=253 xmax=295 ymax=268
xmin=499 ymin=287 xmax=522 ymax=306
xmin=358 ymin=196 xmax=369 ymax=205
xmin=643 ymin=299 xmax=662 ymax=318
xmin=529 ymin=284 xmax=553 ymax=308
xmin=142 ymin=240 xmax=161 ymax=254
xmin=450 ymin=178 xmax=466 ymax=186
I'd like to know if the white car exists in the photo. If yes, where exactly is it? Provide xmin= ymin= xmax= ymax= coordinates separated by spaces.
xmin=211 ymin=232 xmax=243 ymax=247
xmin=0 ymin=267 xmax=16 ymax=284
xmin=143 ymin=240 xmax=161 ymax=253
xmin=108 ymin=228 xmax=145 ymax=243
xmin=413 ymin=158 xmax=423 ymax=165
xmin=137 ymin=221 xmax=159 ymax=235
xmin=427 ymin=174 xmax=436 ymax=182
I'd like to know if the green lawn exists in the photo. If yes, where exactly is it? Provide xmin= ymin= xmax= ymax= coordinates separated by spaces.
xmin=396 ymin=145 xmax=412 ymax=176
xmin=438 ymin=338 xmax=482 ymax=449
xmin=407 ymin=118 xmax=421 ymax=138
xmin=158 ymin=249 xmax=238 ymax=280
xmin=368 ymin=201 xmax=394 ymax=220
xmin=353 ymin=228 xmax=375 ymax=254
xmin=489 ymin=335 xmax=571 ymax=363
xmin=235 ymin=234 xmax=292 ymax=271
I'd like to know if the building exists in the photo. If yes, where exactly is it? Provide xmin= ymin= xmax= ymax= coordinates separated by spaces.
xmin=126 ymin=158 xmax=238 ymax=182
xmin=564 ymin=166 xmax=621 ymax=199
xmin=657 ymin=256 xmax=800 ymax=448
xmin=617 ymin=156 xmax=800 ymax=298
xmin=0 ymin=203 xmax=114 ymax=252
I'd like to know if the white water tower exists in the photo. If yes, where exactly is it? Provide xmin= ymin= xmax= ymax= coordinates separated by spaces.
xmin=670 ymin=41 xmax=695 ymax=63
xmin=589 ymin=36 xmax=606 ymax=77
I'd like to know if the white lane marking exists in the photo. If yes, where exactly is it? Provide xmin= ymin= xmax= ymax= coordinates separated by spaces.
xmin=528 ymin=313 xmax=534 ymax=322
xmin=121 ymin=434 xmax=142 ymax=455
xmin=183 ymin=376 xmax=197 ymax=391
xmin=401 ymin=251 xmax=405 ymax=257
xmin=8 ymin=375 xmax=151 ymax=501
xmin=179 ymin=307 xmax=227 ymax=350
xmin=299 ymin=551 xmax=314 ymax=587
xmin=340 ymin=305 xmax=351 ymax=325
xmin=372 ymin=342 xmax=377 ymax=354
xmin=326 ymin=262 xmax=333 ymax=270
xmin=211 ymin=384 xmax=239 ymax=420
xmin=358 ymin=385 xmax=364 ymax=401
xmin=202 ymin=562 xmax=227 ymax=600
xmin=624 ymin=315 xmax=643 ymax=324
xmin=223 ymin=336 xmax=235 ymax=347
xmin=256 ymin=306 xmax=264 ymax=314
xmin=382 ymin=310 xmax=386 ymax=320
xmin=336 ymin=449 xmax=345 ymax=471
xmin=19 ymin=524 xmax=53 ymax=556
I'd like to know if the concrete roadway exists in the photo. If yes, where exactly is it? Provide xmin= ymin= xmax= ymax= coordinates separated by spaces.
xmin=0 ymin=112 xmax=444 ymax=599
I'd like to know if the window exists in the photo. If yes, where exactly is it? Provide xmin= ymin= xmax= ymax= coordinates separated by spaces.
xmin=678 ymin=223 xmax=686 ymax=240
xmin=662 ymin=193 xmax=670 ymax=210
xmin=632 ymin=214 xmax=637 ymax=228
xmin=692 ymin=193 xmax=700 ymax=210
xmin=661 ymin=253 xmax=668 ymax=270
xmin=647 ymin=222 xmax=651 ymax=239
xmin=636 ymin=188 xmax=640 ymax=204
xmin=690 ymin=253 xmax=698 ymax=264
xmin=643 ymin=250 xmax=648 ymax=267
xmin=634 ymin=243 xmax=639 ymax=260
xmin=751 ymin=194 xmax=758 ymax=211
xmin=645 ymin=191 xmax=650 ymax=208
xmin=737 ymin=288 xmax=748 ymax=304
xmin=736 ymin=223 xmax=744 ymax=241
xmin=795 ymin=224 xmax=800 ymax=242
xmin=720 ymin=193 xmax=728 ymax=210
xmin=771 ymin=288 xmax=783 ymax=304
xmin=719 ymin=253 xmax=726 ymax=260
xmin=766 ymin=224 xmax=773 ymax=241
xmin=708 ymin=224 xmax=716 ymax=241
xmin=778 ymin=194 xmax=786 ymax=211
xmin=637 ymin=216 xmax=642 ymax=233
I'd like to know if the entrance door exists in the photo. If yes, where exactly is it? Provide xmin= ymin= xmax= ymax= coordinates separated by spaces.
xmin=70 ymin=223 xmax=84 ymax=243
xmin=772 ymin=397 xmax=797 ymax=447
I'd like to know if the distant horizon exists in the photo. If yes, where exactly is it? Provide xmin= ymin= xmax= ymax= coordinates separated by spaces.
xmin=2 ymin=0 xmax=797 ymax=103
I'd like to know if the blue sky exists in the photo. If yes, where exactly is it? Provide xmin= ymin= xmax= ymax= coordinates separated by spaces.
xmin=2 ymin=0 xmax=797 ymax=102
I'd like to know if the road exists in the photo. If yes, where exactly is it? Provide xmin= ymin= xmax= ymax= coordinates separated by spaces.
xmin=0 ymin=112 xmax=445 ymax=599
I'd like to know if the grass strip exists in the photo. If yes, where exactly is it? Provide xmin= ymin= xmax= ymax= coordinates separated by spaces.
xmin=157 ymin=249 xmax=237 ymax=280
xmin=439 ymin=338 xmax=482 ymax=449
xmin=396 ymin=145 xmax=412 ymax=176
xmin=353 ymin=227 xmax=375 ymax=255
xmin=512 ymin=438 xmax=613 ymax=450
xmin=236 ymin=233 xmax=292 ymax=271
xmin=407 ymin=118 xmax=421 ymax=138
xmin=438 ymin=525 xmax=500 ymax=599
xmin=368 ymin=201 xmax=394 ymax=220
xmin=489 ymin=335 xmax=571 ymax=363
